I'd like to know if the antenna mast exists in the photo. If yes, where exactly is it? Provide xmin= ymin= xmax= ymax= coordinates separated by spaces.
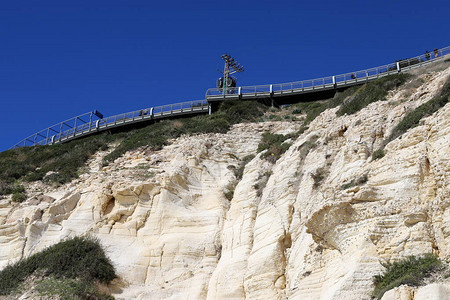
xmin=219 ymin=54 xmax=244 ymax=95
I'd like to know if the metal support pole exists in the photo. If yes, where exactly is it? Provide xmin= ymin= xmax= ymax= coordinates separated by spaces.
xmin=396 ymin=61 xmax=401 ymax=72
xmin=73 ymin=118 xmax=77 ymax=136
xmin=89 ymin=112 xmax=93 ymax=131
xmin=208 ymin=104 xmax=212 ymax=115
xmin=270 ymin=84 xmax=273 ymax=95
xmin=223 ymin=60 xmax=228 ymax=96
xmin=59 ymin=123 xmax=63 ymax=141
xmin=332 ymin=76 xmax=336 ymax=88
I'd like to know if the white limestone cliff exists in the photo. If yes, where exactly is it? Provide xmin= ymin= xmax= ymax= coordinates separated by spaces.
xmin=0 ymin=64 xmax=449 ymax=299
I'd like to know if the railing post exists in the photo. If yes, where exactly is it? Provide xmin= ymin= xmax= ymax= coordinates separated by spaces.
xmin=208 ymin=104 xmax=211 ymax=115
xmin=59 ymin=123 xmax=63 ymax=141
xmin=89 ymin=112 xmax=93 ymax=131
xmin=73 ymin=118 xmax=77 ymax=136
xmin=269 ymin=84 xmax=273 ymax=95
xmin=332 ymin=76 xmax=336 ymax=88
xmin=396 ymin=61 xmax=401 ymax=72
xmin=238 ymin=87 xmax=242 ymax=99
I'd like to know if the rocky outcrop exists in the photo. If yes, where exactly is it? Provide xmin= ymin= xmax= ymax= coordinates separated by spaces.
xmin=0 ymin=65 xmax=449 ymax=299
xmin=381 ymin=283 xmax=450 ymax=300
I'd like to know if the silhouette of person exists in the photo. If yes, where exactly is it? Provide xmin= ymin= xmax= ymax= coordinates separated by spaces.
xmin=434 ymin=48 xmax=439 ymax=58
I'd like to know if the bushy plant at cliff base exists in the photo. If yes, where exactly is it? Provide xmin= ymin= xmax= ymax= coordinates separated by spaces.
xmin=372 ymin=254 xmax=445 ymax=299
xmin=0 ymin=236 xmax=116 ymax=298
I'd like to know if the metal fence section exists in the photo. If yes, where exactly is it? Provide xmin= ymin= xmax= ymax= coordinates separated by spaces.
xmin=11 ymin=111 xmax=103 ymax=148
xmin=205 ymin=46 xmax=450 ymax=100
xmin=11 ymin=100 xmax=209 ymax=149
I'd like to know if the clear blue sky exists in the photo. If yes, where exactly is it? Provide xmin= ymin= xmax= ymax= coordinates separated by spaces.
xmin=1 ymin=0 xmax=448 ymax=151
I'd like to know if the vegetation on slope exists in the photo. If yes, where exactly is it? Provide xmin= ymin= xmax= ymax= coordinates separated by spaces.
xmin=103 ymin=100 xmax=267 ymax=164
xmin=0 ymin=133 xmax=122 ymax=197
xmin=372 ymin=254 xmax=447 ymax=299
xmin=387 ymin=76 xmax=449 ymax=142
xmin=291 ymin=85 xmax=359 ymax=126
xmin=289 ymin=73 xmax=411 ymax=128
xmin=337 ymin=73 xmax=411 ymax=116
xmin=372 ymin=76 xmax=450 ymax=157
xmin=0 ymin=101 xmax=267 ymax=196
xmin=257 ymin=132 xmax=292 ymax=163
xmin=0 ymin=236 xmax=116 ymax=298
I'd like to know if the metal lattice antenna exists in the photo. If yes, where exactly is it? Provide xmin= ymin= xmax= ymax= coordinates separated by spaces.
xmin=220 ymin=54 xmax=244 ymax=95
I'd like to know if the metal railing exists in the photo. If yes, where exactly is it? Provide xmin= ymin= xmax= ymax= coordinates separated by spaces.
xmin=11 ymin=100 xmax=209 ymax=149
xmin=206 ymin=46 xmax=450 ymax=99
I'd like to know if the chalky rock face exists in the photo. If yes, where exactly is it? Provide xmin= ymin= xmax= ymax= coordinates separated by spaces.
xmin=0 ymin=65 xmax=449 ymax=300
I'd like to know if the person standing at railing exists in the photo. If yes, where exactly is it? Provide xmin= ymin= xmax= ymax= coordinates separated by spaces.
xmin=425 ymin=51 xmax=431 ymax=60
xmin=434 ymin=48 xmax=439 ymax=58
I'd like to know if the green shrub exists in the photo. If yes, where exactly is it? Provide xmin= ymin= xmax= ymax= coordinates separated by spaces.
xmin=372 ymin=149 xmax=385 ymax=160
xmin=341 ymin=174 xmax=368 ymax=189
xmin=0 ymin=184 xmax=25 ymax=196
xmin=224 ymin=190 xmax=234 ymax=201
xmin=299 ymin=137 xmax=318 ymax=159
xmin=0 ymin=236 xmax=116 ymax=296
xmin=257 ymin=132 xmax=291 ymax=163
xmin=11 ymin=192 xmax=27 ymax=202
xmin=35 ymin=276 xmax=114 ymax=300
xmin=372 ymin=254 xmax=445 ymax=299
xmin=233 ymin=155 xmax=255 ymax=181
xmin=311 ymin=167 xmax=328 ymax=188
xmin=254 ymin=171 xmax=272 ymax=197
xmin=338 ymin=73 xmax=411 ymax=116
